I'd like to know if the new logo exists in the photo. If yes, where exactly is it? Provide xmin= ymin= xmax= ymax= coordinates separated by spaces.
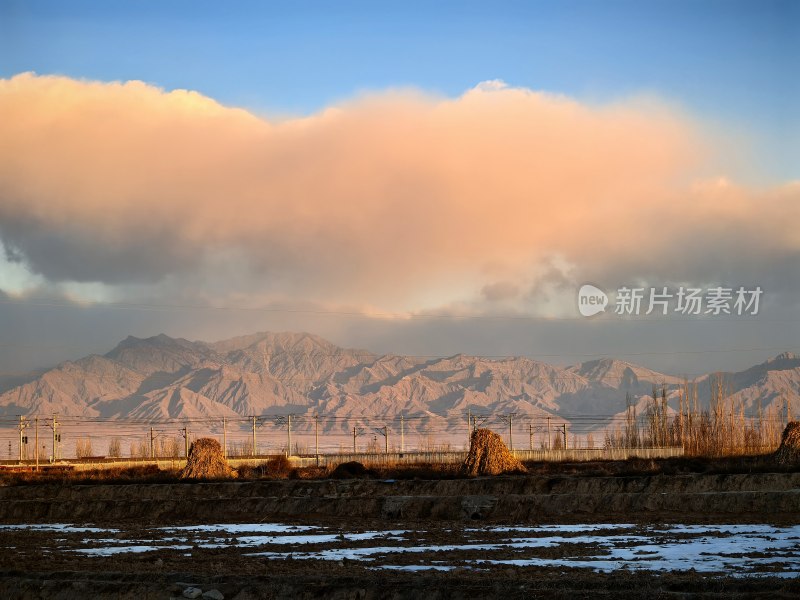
xmin=578 ymin=284 xmax=608 ymax=317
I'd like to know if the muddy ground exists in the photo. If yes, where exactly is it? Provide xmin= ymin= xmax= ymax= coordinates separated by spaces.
xmin=0 ymin=458 xmax=798 ymax=598
xmin=2 ymin=521 xmax=800 ymax=599
xmin=1 ymin=471 xmax=798 ymax=524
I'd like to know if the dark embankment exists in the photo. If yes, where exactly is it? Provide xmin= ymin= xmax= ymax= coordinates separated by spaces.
xmin=3 ymin=568 xmax=798 ymax=600
xmin=1 ymin=471 xmax=799 ymax=525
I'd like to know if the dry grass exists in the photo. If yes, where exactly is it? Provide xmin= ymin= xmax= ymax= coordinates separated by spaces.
xmin=3 ymin=450 xmax=800 ymax=487
xmin=236 ymin=455 xmax=295 ymax=479
xmin=0 ymin=464 xmax=182 ymax=485
xmin=461 ymin=428 xmax=527 ymax=476
xmin=180 ymin=438 xmax=234 ymax=480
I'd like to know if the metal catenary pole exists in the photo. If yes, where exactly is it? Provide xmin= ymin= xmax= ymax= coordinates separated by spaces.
xmin=252 ymin=415 xmax=257 ymax=457
xmin=18 ymin=416 xmax=27 ymax=463
xmin=52 ymin=414 xmax=58 ymax=462
xmin=287 ymin=414 xmax=292 ymax=457
xmin=314 ymin=414 xmax=320 ymax=466
xmin=35 ymin=416 xmax=39 ymax=470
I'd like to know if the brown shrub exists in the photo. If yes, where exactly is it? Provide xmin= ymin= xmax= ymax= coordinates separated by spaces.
xmin=774 ymin=421 xmax=800 ymax=465
xmin=232 ymin=455 xmax=294 ymax=479
xmin=461 ymin=428 xmax=527 ymax=476
xmin=180 ymin=438 xmax=234 ymax=479
xmin=263 ymin=455 xmax=293 ymax=478
xmin=330 ymin=461 xmax=374 ymax=479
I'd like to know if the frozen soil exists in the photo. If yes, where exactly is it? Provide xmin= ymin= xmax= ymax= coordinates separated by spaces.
xmin=2 ymin=521 xmax=800 ymax=599
xmin=1 ymin=471 xmax=799 ymax=524
xmin=1 ymin=462 xmax=799 ymax=598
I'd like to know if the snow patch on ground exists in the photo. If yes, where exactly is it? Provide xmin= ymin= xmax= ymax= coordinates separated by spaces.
xmin=21 ymin=522 xmax=800 ymax=576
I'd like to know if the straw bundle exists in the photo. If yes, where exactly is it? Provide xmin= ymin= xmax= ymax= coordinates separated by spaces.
xmin=180 ymin=437 xmax=234 ymax=479
xmin=461 ymin=428 xmax=527 ymax=476
xmin=774 ymin=421 xmax=800 ymax=465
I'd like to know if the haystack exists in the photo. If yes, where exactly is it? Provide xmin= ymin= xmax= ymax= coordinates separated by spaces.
xmin=774 ymin=421 xmax=800 ymax=465
xmin=181 ymin=437 xmax=234 ymax=479
xmin=461 ymin=428 xmax=527 ymax=476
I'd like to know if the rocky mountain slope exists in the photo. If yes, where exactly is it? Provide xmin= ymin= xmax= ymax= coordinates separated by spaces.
xmin=0 ymin=332 xmax=797 ymax=434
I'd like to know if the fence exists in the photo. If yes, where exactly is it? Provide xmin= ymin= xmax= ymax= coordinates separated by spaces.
xmin=304 ymin=446 xmax=685 ymax=467
xmin=0 ymin=401 xmax=792 ymax=466
xmin=0 ymin=446 xmax=689 ymax=472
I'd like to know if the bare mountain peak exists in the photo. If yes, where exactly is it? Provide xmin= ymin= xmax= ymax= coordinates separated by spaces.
xmin=568 ymin=358 xmax=678 ymax=386
xmin=577 ymin=357 xmax=631 ymax=370
xmin=766 ymin=351 xmax=799 ymax=364
xmin=110 ymin=333 xmax=201 ymax=352
xmin=0 ymin=331 xmax=796 ymax=427
xmin=104 ymin=333 xmax=215 ymax=376
xmin=210 ymin=331 xmax=344 ymax=354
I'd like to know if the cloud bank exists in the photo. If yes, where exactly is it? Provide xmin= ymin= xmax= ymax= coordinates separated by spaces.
xmin=0 ymin=72 xmax=797 ymax=314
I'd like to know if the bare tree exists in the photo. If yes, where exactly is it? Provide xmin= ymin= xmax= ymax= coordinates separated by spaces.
xmin=107 ymin=437 xmax=122 ymax=458
xmin=75 ymin=438 xmax=94 ymax=459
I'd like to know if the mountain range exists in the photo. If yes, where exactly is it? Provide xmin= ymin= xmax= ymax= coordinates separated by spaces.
xmin=0 ymin=332 xmax=797 ymax=434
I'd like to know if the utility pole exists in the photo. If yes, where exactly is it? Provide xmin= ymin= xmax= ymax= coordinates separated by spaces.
xmin=51 ymin=414 xmax=58 ymax=462
xmin=497 ymin=413 xmax=516 ymax=451
xmin=353 ymin=426 xmax=357 ymax=454
xmin=562 ymin=423 xmax=568 ymax=449
xmin=149 ymin=427 xmax=155 ymax=460
xmin=252 ymin=415 xmax=257 ymax=457
xmin=384 ymin=426 xmax=389 ymax=454
xmin=35 ymin=417 xmax=39 ymax=471
xmin=222 ymin=417 xmax=227 ymax=459
xmin=18 ymin=416 xmax=28 ymax=463
xmin=183 ymin=426 xmax=189 ymax=458
xmin=314 ymin=414 xmax=320 ymax=465
xmin=286 ymin=414 xmax=292 ymax=457
xmin=400 ymin=415 xmax=405 ymax=453
xmin=547 ymin=416 xmax=551 ymax=451
xmin=529 ymin=423 xmax=533 ymax=451
xmin=467 ymin=408 xmax=472 ymax=445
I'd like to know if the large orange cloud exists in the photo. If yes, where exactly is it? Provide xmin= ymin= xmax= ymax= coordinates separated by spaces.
xmin=0 ymin=73 xmax=796 ymax=310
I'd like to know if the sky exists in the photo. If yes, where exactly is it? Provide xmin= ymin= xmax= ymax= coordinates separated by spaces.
xmin=0 ymin=0 xmax=798 ymax=376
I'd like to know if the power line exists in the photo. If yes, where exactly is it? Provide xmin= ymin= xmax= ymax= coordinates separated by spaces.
xmin=1 ymin=297 xmax=796 ymax=323
xmin=0 ymin=344 xmax=796 ymax=358
xmin=0 ymin=370 xmax=787 ymax=385
xmin=0 ymin=409 xmax=791 ymax=428
xmin=0 ymin=344 xmax=795 ymax=381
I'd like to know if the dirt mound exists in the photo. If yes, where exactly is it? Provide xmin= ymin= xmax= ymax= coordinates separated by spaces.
xmin=330 ymin=461 xmax=373 ymax=479
xmin=774 ymin=421 xmax=800 ymax=465
xmin=181 ymin=438 xmax=234 ymax=479
xmin=461 ymin=428 xmax=527 ymax=476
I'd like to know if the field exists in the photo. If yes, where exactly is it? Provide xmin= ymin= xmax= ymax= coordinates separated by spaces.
xmin=0 ymin=454 xmax=799 ymax=598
